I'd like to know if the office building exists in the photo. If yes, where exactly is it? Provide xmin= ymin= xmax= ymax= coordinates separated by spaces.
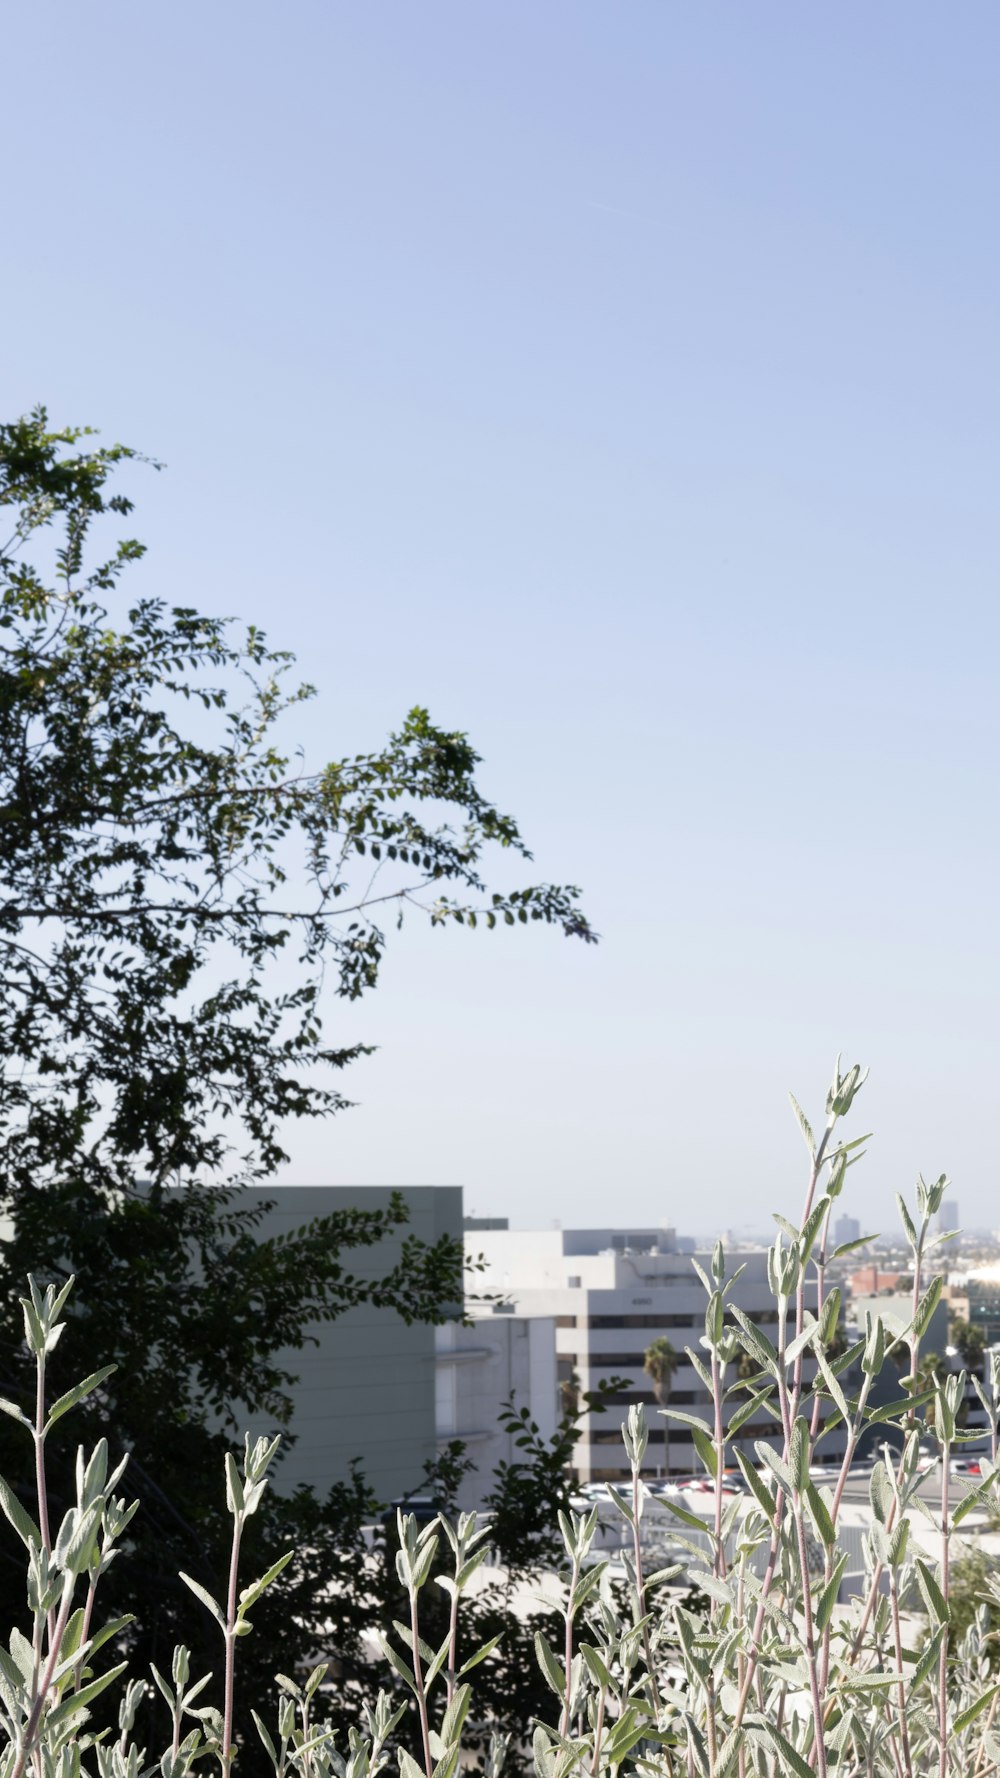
xmin=467 ymin=1225 xmax=842 ymax=1482
xmin=435 ymin=1314 xmax=559 ymax=1509
xmin=235 ymin=1185 xmax=464 ymax=1500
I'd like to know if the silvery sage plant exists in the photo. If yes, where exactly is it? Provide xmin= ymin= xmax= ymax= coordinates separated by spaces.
xmin=3 ymin=1063 xmax=1000 ymax=1778
xmin=0 ymin=1277 xmax=411 ymax=1778
xmin=366 ymin=1063 xmax=1000 ymax=1778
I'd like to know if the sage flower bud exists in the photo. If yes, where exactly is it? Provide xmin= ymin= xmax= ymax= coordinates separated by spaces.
xmin=826 ymin=1057 xmax=869 ymax=1121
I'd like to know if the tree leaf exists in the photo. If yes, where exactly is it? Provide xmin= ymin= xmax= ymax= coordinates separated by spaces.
xmin=915 ymin=1561 xmax=949 ymax=1626
xmin=691 ymin=1424 xmax=718 ymax=1479
xmin=44 ymin=1366 xmax=117 ymax=1435
xmin=46 ymin=1662 xmax=128 ymax=1729
xmin=237 ymin=1548 xmax=293 ymax=1617
xmin=832 ymin=1234 xmax=879 ymax=1258
xmin=762 ymin=1722 xmax=815 ymax=1778
xmin=533 ymin=1632 xmax=565 ymax=1698
xmin=896 ymin=1194 xmax=918 ymax=1248
xmin=179 ymin=1573 xmax=227 ymax=1630
xmin=805 ymin=1482 xmax=836 ymax=1548
xmin=379 ymin=1638 xmax=416 ymax=1692
xmin=457 ymin=1633 xmax=502 ymax=1677
xmin=911 ymin=1623 xmax=946 ymax=1690
xmin=658 ymin=1494 xmax=718 ymax=1533
xmin=0 ymin=1475 xmax=41 ymax=1548
xmin=868 ymin=1391 xmax=933 ymax=1424
xmin=788 ymin=1094 xmax=815 ymax=1160
xmin=755 ymin=1440 xmax=793 ymax=1494
xmin=913 ymin=1275 xmax=943 ymax=1338
xmin=726 ymin=1388 xmax=773 ymax=1437
xmin=813 ymin=1552 xmax=848 ymax=1630
xmin=954 ymin=1683 xmax=1000 ymax=1733
xmin=0 ymin=1396 xmax=32 ymax=1433
xmin=579 ymin=1644 xmax=613 ymax=1691
xmin=734 ymin=1450 xmax=778 ymax=1524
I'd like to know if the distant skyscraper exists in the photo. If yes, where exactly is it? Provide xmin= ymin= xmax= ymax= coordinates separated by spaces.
xmin=938 ymin=1201 xmax=959 ymax=1233
xmin=834 ymin=1214 xmax=861 ymax=1248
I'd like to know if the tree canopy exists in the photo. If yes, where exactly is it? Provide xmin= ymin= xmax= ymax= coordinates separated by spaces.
xmin=0 ymin=408 xmax=593 ymax=1208
xmin=0 ymin=409 xmax=596 ymax=1743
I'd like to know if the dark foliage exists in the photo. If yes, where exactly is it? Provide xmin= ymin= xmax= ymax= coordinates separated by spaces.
xmin=0 ymin=410 xmax=595 ymax=1764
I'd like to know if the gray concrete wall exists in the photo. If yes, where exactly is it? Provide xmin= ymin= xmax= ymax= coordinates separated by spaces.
xmin=237 ymin=1185 xmax=463 ymax=1502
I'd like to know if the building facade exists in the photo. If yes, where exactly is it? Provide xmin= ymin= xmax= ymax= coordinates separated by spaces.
xmin=834 ymin=1214 xmax=861 ymax=1248
xmin=234 ymin=1185 xmax=464 ymax=1500
xmin=467 ymin=1226 xmax=834 ymax=1482
xmin=434 ymin=1314 xmax=559 ymax=1508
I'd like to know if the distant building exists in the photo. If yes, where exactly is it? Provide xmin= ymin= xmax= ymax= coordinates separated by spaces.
xmin=851 ymin=1291 xmax=949 ymax=1358
xmin=965 ymin=1279 xmax=1000 ymax=1344
xmin=834 ymin=1214 xmax=861 ymax=1248
xmin=849 ymin=1265 xmax=908 ymax=1296
xmin=467 ymin=1225 xmax=844 ymax=1482
xmin=944 ymin=1265 xmax=1000 ymax=1342
xmin=938 ymin=1201 xmax=959 ymax=1234
xmin=942 ymin=1282 xmax=970 ymax=1323
xmin=228 ymin=1186 xmax=464 ymax=1500
xmin=435 ymin=1315 xmax=558 ymax=1509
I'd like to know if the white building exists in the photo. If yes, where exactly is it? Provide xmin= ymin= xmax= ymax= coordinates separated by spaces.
xmin=434 ymin=1315 xmax=559 ymax=1509
xmin=467 ymin=1225 xmax=839 ymax=1483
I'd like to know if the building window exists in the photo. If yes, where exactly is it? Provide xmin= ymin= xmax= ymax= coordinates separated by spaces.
xmin=555 ymin=1316 xmax=577 ymax=1329
xmin=598 ymin=1389 xmax=696 ymax=1407
xmin=567 ymin=1276 xmax=582 ymax=1289
xmin=435 ymin=1364 xmax=456 ymax=1438
xmin=589 ymin=1428 xmax=694 ymax=1447
xmin=589 ymin=1353 xmax=652 ymax=1369
xmin=589 ymin=1314 xmax=697 ymax=1330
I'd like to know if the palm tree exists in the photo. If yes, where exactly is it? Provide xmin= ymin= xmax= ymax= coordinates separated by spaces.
xmin=643 ymin=1336 xmax=680 ymax=1476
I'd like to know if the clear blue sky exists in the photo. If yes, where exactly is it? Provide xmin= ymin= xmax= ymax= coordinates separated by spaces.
xmin=7 ymin=4 xmax=1000 ymax=1234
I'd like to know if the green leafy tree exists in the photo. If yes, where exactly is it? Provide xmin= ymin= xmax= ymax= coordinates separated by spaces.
xmin=643 ymin=1335 xmax=679 ymax=1474
xmin=0 ymin=410 xmax=594 ymax=1754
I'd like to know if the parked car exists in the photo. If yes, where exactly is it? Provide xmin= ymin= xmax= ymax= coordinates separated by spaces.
xmin=679 ymin=1476 xmax=741 ymax=1498
xmin=950 ymin=1457 xmax=986 ymax=1477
